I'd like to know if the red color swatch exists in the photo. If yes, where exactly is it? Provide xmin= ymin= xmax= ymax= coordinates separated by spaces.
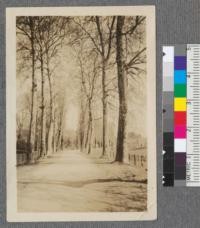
xmin=174 ymin=111 xmax=186 ymax=125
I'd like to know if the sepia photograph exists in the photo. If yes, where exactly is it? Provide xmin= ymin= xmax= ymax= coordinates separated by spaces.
xmin=6 ymin=6 xmax=156 ymax=221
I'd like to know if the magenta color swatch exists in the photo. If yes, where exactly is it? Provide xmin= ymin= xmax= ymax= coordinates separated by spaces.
xmin=174 ymin=125 xmax=186 ymax=138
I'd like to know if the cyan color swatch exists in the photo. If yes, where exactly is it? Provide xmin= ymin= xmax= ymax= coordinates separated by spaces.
xmin=174 ymin=70 xmax=186 ymax=84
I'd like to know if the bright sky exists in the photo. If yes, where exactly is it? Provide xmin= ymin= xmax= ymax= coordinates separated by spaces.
xmin=65 ymin=103 xmax=79 ymax=131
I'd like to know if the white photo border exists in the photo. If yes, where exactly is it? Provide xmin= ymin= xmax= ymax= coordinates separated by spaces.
xmin=6 ymin=6 xmax=156 ymax=222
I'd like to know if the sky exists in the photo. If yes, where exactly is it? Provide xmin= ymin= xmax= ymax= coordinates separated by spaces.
xmin=65 ymin=103 xmax=79 ymax=131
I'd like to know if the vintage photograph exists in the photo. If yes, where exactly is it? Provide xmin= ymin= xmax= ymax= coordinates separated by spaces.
xmin=6 ymin=6 xmax=156 ymax=221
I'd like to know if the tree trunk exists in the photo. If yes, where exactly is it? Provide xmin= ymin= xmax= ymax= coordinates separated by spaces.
xmin=101 ymin=58 xmax=107 ymax=157
xmin=39 ymin=49 xmax=46 ymax=157
xmin=52 ymin=109 xmax=56 ymax=153
xmin=46 ymin=60 xmax=54 ymax=155
xmin=27 ymin=17 xmax=36 ymax=163
xmin=95 ymin=17 xmax=108 ymax=157
xmin=56 ymin=111 xmax=63 ymax=151
xmin=34 ymin=109 xmax=38 ymax=151
xmin=56 ymin=128 xmax=61 ymax=151
xmin=79 ymin=87 xmax=86 ymax=151
xmin=84 ymin=115 xmax=90 ymax=150
xmin=87 ymin=99 xmax=93 ymax=154
xmin=115 ymin=16 xmax=127 ymax=162
xmin=79 ymin=114 xmax=85 ymax=151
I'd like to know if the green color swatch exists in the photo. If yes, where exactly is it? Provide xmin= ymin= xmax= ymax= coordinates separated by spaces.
xmin=174 ymin=84 xmax=186 ymax=97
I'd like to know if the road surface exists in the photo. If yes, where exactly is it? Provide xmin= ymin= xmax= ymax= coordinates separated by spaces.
xmin=17 ymin=150 xmax=147 ymax=212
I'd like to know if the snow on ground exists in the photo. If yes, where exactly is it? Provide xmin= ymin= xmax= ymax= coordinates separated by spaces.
xmin=17 ymin=150 xmax=147 ymax=212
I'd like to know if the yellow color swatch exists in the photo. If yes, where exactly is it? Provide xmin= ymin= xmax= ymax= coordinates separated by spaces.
xmin=174 ymin=98 xmax=186 ymax=111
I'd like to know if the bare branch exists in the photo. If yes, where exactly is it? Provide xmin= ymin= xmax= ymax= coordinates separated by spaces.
xmin=105 ymin=16 xmax=116 ymax=60
xmin=73 ymin=18 xmax=102 ymax=55
xmin=16 ymin=25 xmax=31 ymax=40
xmin=122 ymin=16 xmax=146 ymax=35
xmin=125 ymin=47 xmax=146 ymax=69
xmin=95 ymin=16 xmax=104 ymax=56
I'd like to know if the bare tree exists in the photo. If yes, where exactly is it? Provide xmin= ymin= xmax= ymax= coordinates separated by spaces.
xmin=16 ymin=17 xmax=37 ymax=162
xmin=95 ymin=16 xmax=116 ymax=157
xmin=34 ymin=18 xmax=46 ymax=157
xmin=41 ymin=17 xmax=68 ymax=155
xmin=74 ymin=42 xmax=100 ymax=154
xmin=115 ymin=16 xmax=127 ymax=162
xmin=115 ymin=16 xmax=146 ymax=162
xmin=73 ymin=16 xmax=116 ymax=157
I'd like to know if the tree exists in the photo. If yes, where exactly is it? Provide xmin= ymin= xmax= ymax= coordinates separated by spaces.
xmin=114 ymin=16 xmax=146 ymax=162
xmin=31 ymin=17 xmax=68 ymax=157
xmin=115 ymin=16 xmax=127 ymax=162
xmin=41 ymin=17 xmax=68 ymax=155
xmin=34 ymin=18 xmax=46 ymax=157
xmin=74 ymin=42 xmax=100 ymax=154
xmin=16 ymin=17 xmax=37 ymax=163
xmin=73 ymin=16 xmax=116 ymax=157
xmin=95 ymin=16 xmax=116 ymax=157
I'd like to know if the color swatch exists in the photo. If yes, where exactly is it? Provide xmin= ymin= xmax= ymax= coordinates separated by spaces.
xmin=163 ymin=44 xmax=200 ymax=187
xmin=163 ymin=46 xmax=174 ymax=186
xmin=174 ymin=45 xmax=187 ymax=186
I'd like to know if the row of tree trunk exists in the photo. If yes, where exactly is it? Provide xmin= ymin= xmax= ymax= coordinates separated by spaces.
xmin=17 ymin=17 xmax=66 ymax=163
xmin=77 ymin=16 xmax=127 ymax=162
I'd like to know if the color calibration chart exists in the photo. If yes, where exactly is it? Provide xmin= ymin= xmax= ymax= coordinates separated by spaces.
xmin=163 ymin=44 xmax=200 ymax=187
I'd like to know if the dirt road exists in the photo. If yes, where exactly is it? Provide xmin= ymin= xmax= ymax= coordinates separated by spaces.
xmin=17 ymin=150 xmax=147 ymax=212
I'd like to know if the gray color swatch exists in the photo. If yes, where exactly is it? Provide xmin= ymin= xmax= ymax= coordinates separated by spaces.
xmin=163 ymin=104 xmax=173 ymax=119
xmin=163 ymin=91 xmax=173 ymax=105
xmin=163 ymin=76 xmax=173 ymax=91
xmin=175 ymin=44 xmax=187 ymax=56
xmin=163 ymin=62 xmax=174 ymax=76
xmin=163 ymin=119 xmax=173 ymax=132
